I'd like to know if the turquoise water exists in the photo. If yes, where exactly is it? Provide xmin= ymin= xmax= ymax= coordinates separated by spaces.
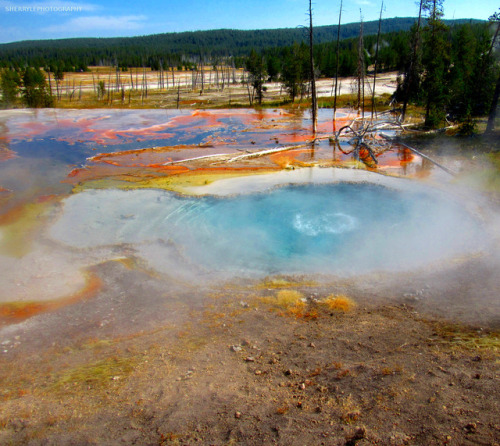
xmin=49 ymin=182 xmax=485 ymax=278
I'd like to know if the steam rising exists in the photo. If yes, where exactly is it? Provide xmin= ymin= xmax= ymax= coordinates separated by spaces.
xmin=48 ymin=177 xmax=488 ymax=280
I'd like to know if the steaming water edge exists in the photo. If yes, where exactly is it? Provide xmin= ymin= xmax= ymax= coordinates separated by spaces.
xmin=48 ymin=179 xmax=487 ymax=280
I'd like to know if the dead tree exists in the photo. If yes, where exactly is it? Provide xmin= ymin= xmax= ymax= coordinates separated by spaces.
xmin=357 ymin=11 xmax=365 ymax=119
xmin=333 ymin=0 xmax=343 ymax=124
xmin=309 ymin=0 xmax=317 ymax=135
xmin=371 ymin=1 xmax=384 ymax=120
xmin=401 ymin=0 xmax=423 ymax=122
xmin=486 ymin=13 xmax=500 ymax=134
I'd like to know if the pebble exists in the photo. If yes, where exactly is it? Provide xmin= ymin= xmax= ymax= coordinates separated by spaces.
xmin=230 ymin=345 xmax=242 ymax=352
xmin=465 ymin=422 xmax=477 ymax=433
xmin=245 ymin=356 xmax=255 ymax=362
xmin=255 ymin=370 xmax=262 ymax=375
xmin=235 ymin=411 xmax=241 ymax=419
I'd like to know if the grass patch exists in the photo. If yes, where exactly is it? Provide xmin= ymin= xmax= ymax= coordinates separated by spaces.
xmin=260 ymin=289 xmax=306 ymax=317
xmin=51 ymin=355 xmax=138 ymax=391
xmin=274 ymin=290 xmax=305 ymax=308
xmin=433 ymin=324 xmax=500 ymax=354
xmin=321 ymin=295 xmax=356 ymax=313
xmin=339 ymin=394 xmax=361 ymax=424
xmin=257 ymin=276 xmax=317 ymax=290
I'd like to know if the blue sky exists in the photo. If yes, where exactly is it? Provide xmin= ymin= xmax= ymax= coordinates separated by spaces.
xmin=0 ymin=0 xmax=497 ymax=43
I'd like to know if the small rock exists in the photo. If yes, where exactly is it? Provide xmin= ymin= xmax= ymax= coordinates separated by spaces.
xmin=473 ymin=373 xmax=481 ymax=379
xmin=299 ymin=382 xmax=306 ymax=390
xmin=235 ymin=411 xmax=241 ymax=419
xmin=465 ymin=422 xmax=477 ymax=433
xmin=472 ymin=355 xmax=482 ymax=362
xmin=309 ymin=342 xmax=316 ymax=348
xmin=296 ymin=401 xmax=303 ymax=409
xmin=255 ymin=370 xmax=262 ymax=375
xmin=346 ymin=426 xmax=367 ymax=444
xmin=240 ymin=301 xmax=249 ymax=308
xmin=230 ymin=345 xmax=242 ymax=352
xmin=245 ymin=356 xmax=255 ymax=362
xmin=284 ymin=369 xmax=293 ymax=376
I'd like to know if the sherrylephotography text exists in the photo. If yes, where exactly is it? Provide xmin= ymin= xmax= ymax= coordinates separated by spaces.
xmin=5 ymin=6 xmax=82 ymax=12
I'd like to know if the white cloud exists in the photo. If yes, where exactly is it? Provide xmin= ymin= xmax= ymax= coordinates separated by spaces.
xmin=355 ymin=0 xmax=374 ymax=5
xmin=42 ymin=14 xmax=147 ymax=33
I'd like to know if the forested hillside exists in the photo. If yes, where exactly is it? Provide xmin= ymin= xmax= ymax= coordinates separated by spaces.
xmin=0 ymin=17 xmax=480 ymax=70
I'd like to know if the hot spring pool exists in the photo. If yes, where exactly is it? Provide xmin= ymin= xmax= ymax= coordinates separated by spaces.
xmin=49 ymin=177 xmax=486 ymax=279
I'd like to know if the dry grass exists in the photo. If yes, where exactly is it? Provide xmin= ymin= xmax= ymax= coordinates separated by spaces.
xmin=275 ymin=290 xmax=306 ymax=309
xmin=51 ymin=355 xmax=138 ymax=391
xmin=339 ymin=395 xmax=361 ymax=424
xmin=259 ymin=289 xmax=306 ymax=318
xmin=321 ymin=295 xmax=356 ymax=313
xmin=257 ymin=276 xmax=317 ymax=290
xmin=433 ymin=324 xmax=500 ymax=354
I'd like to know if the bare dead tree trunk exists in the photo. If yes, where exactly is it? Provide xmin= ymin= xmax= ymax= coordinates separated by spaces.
xmin=333 ymin=0 xmax=343 ymax=125
xmin=485 ymin=19 xmax=500 ymax=134
xmin=486 ymin=72 xmax=500 ymax=134
xmin=200 ymin=54 xmax=205 ymax=94
xmin=357 ymin=11 xmax=365 ymax=119
xmin=402 ymin=0 xmax=423 ymax=122
xmin=309 ymin=0 xmax=317 ymax=135
xmin=107 ymin=69 xmax=112 ymax=104
xmin=115 ymin=65 xmax=120 ymax=92
xmin=371 ymin=1 xmax=384 ymax=120
xmin=47 ymin=70 xmax=53 ymax=98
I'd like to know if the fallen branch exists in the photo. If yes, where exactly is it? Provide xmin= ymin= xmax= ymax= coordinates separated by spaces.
xmin=227 ymin=143 xmax=311 ymax=162
xmin=163 ymin=153 xmax=233 ymax=165
xmin=379 ymin=133 xmax=457 ymax=176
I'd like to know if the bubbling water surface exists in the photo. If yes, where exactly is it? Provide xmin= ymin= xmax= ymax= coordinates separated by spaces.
xmin=49 ymin=181 xmax=486 ymax=279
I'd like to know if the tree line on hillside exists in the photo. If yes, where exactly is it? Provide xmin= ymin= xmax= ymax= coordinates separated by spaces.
xmin=0 ymin=18 xmax=480 ymax=72
xmin=244 ymin=9 xmax=498 ymax=130
xmin=0 ymin=7 xmax=498 ymax=131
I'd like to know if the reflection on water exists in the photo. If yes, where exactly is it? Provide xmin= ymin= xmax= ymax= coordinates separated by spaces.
xmin=0 ymin=108 xmax=484 ymax=319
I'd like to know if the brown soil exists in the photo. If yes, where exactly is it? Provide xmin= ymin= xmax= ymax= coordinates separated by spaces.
xmin=0 ymin=255 xmax=499 ymax=446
